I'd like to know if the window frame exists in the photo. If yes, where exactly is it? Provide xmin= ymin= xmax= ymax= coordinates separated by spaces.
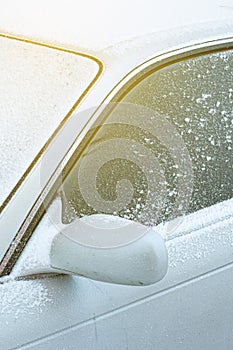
xmin=1 ymin=36 xmax=233 ymax=277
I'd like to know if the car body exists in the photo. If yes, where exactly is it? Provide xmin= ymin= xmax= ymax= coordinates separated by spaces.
xmin=0 ymin=1 xmax=233 ymax=349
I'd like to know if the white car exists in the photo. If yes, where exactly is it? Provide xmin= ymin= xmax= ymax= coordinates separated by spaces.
xmin=0 ymin=1 xmax=233 ymax=349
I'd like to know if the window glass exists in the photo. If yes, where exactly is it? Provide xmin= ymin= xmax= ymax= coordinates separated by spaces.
xmin=61 ymin=49 xmax=233 ymax=226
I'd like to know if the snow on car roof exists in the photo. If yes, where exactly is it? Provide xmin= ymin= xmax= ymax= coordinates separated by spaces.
xmin=0 ymin=0 xmax=232 ymax=51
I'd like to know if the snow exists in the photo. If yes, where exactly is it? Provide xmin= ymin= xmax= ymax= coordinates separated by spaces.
xmin=0 ymin=2 xmax=232 ymax=278
xmin=0 ymin=0 xmax=232 ymax=52
xmin=159 ymin=197 xmax=233 ymax=240
xmin=0 ymin=36 xmax=98 ymax=205
xmin=12 ymin=197 xmax=63 ymax=277
xmin=0 ymin=278 xmax=52 ymax=319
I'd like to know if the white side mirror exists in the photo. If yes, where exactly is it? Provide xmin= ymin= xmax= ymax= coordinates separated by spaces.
xmin=50 ymin=214 xmax=168 ymax=286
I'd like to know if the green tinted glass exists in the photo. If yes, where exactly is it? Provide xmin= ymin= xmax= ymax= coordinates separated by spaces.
xmin=61 ymin=49 xmax=233 ymax=226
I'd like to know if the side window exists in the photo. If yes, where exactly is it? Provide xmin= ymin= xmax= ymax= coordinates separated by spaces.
xmin=61 ymin=48 xmax=233 ymax=226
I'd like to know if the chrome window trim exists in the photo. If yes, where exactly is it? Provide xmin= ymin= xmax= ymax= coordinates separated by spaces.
xmin=1 ymin=36 xmax=233 ymax=276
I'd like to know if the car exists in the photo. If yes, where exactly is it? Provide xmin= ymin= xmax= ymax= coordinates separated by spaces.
xmin=0 ymin=1 xmax=233 ymax=349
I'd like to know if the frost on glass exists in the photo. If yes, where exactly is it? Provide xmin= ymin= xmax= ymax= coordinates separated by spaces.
xmin=61 ymin=49 xmax=233 ymax=226
xmin=0 ymin=36 xmax=99 ymax=206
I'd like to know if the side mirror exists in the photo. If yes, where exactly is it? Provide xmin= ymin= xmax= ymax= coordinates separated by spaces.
xmin=50 ymin=214 xmax=168 ymax=286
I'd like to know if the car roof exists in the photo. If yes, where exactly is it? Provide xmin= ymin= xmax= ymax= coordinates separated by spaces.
xmin=0 ymin=0 xmax=232 ymax=51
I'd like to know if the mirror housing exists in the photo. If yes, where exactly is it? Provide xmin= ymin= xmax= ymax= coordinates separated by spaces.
xmin=50 ymin=215 xmax=168 ymax=286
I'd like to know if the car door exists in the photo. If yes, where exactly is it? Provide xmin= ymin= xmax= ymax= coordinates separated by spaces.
xmin=0 ymin=38 xmax=232 ymax=350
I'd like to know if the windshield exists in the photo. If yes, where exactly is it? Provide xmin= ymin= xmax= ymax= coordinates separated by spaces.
xmin=0 ymin=34 xmax=99 ymax=208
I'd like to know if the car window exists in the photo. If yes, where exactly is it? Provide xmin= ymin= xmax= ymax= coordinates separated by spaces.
xmin=0 ymin=35 xmax=100 ymax=209
xmin=61 ymin=48 xmax=233 ymax=226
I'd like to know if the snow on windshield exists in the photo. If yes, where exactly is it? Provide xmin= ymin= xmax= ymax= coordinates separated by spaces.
xmin=0 ymin=35 xmax=98 ymax=207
